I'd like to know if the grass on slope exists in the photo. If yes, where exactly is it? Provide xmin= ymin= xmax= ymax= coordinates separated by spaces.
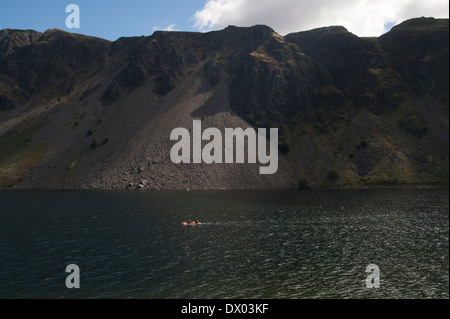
xmin=0 ymin=116 xmax=49 ymax=188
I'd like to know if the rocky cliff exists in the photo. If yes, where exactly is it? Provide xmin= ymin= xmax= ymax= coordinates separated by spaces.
xmin=0 ymin=17 xmax=448 ymax=190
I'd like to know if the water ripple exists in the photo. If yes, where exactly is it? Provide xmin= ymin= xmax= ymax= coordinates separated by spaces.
xmin=0 ymin=188 xmax=448 ymax=299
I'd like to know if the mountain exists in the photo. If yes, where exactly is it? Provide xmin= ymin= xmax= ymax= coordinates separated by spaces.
xmin=0 ymin=17 xmax=448 ymax=190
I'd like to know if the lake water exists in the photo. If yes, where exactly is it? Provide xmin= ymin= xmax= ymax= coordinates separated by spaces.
xmin=0 ymin=188 xmax=448 ymax=299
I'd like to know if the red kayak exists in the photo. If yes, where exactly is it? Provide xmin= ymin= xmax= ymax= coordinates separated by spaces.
xmin=182 ymin=222 xmax=202 ymax=225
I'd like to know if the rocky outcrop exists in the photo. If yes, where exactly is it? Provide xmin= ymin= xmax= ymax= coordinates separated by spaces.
xmin=0 ymin=29 xmax=42 ymax=57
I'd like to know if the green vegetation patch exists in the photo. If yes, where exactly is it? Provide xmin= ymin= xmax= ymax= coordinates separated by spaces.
xmin=297 ymin=172 xmax=310 ymax=190
xmin=398 ymin=111 xmax=428 ymax=138
xmin=326 ymin=168 xmax=340 ymax=181
xmin=0 ymin=116 xmax=49 ymax=188
xmin=0 ymin=143 xmax=49 ymax=188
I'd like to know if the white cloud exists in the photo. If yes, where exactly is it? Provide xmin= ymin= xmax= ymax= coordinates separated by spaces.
xmin=152 ymin=24 xmax=179 ymax=32
xmin=192 ymin=0 xmax=449 ymax=36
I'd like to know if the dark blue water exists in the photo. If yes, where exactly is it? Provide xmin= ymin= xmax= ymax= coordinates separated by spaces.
xmin=0 ymin=189 xmax=448 ymax=299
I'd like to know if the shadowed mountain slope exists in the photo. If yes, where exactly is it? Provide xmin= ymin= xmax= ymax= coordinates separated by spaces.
xmin=0 ymin=18 xmax=448 ymax=189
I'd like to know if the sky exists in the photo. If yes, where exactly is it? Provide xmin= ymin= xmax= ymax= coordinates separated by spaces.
xmin=0 ymin=0 xmax=448 ymax=40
